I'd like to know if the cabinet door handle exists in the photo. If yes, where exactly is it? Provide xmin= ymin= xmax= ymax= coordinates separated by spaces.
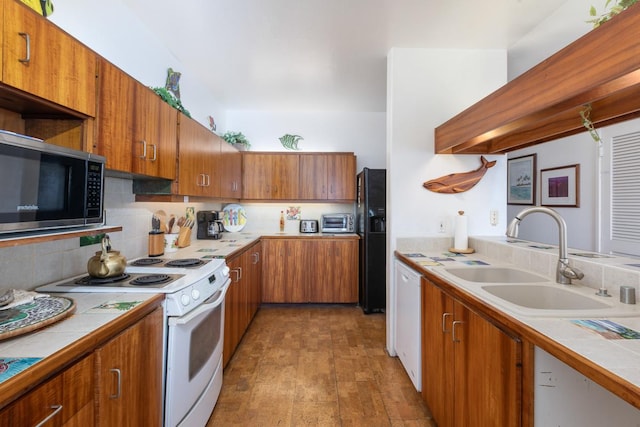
xmin=252 ymin=252 xmax=259 ymax=264
xmin=231 ymin=268 xmax=240 ymax=282
xmin=197 ymin=173 xmax=205 ymax=187
xmin=18 ymin=32 xmax=31 ymax=64
xmin=205 ymin=174 xmax=211 ymax=187
xmin=442 ymin=312 xmax=452 ymax=333
xmin=452 ymin=320 xmax=464 ymax=343
xmin=109 ymin=368 xmax=122 ymax=399
xmin=35 ymin=405 xmax=62 ymax=427
xmin=237 ymin=266 xmax=243 ymax=280
xmin=139 ymin=140 xmax=148 ymax=159
xmin=150 ymin=143 xmax=157 ymax=161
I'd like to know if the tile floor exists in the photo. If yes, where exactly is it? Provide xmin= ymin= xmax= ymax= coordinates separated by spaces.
xmin=207 ymin=304 xmax=434 ymax=426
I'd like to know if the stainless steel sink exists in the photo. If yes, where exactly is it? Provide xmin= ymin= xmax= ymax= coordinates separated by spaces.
xmin=444 ymin=267 xmax=548 ymax=283
xmin=481 ymin=284 xmax=611 ymax=310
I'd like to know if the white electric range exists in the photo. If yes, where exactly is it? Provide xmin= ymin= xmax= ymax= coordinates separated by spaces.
xmin=38 ymin=256 xmax=231 ymax=427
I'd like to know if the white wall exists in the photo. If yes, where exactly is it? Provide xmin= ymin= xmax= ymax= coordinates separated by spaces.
xmin=508 ymin=0 xmax=592 ymax=79
xmin=49 ymin=0 xmax=227 ymax=130
xmin=507 ymin=135 xmax=599 ymax=251
xmin=386 ymin=48 xmax=508 ymax=352
xmin=225 ymin=110 xmax=386 ymax=172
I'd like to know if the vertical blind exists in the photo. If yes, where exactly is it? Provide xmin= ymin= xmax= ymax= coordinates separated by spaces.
xmin=611 ymin=131 xmax=640 ymax=256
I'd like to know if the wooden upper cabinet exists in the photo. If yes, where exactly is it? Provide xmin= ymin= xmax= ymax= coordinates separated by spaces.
xmin=435 ymin=4 xmax=640 ymax=154
xmin=3 ymin=0 xmax=97 ymax=116
xmin=132 ymin=85 xmax=178 ymax=179
xmin=95 ymin=58 xmax=135 ymax=172
xmin=242 ymin=153 xmax=299 ymax=200
xmin=177 ymin=115 xmax=220 ymax=197
xmin=299 ymin=154 xmax=327 ymax=199
xmin=219 ymin=140 xmax=242 ymax=199
xmin=299 ymin=153 xmax=356 ymax=201
xmin=95 ymin=58 xmax=177 ymax=180
xmin=327 ymin=153 xmax=356 ymax=200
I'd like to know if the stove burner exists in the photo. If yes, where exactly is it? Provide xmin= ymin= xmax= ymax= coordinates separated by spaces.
xmin=76 ymin=273 xmax=131 ymax=285
xmin=164 ymin=258 xmax=204 ymax=268
xmin=131 ymin=258 xmax=164 ymax=266
xmin=130 ymin=274 xmax=173 ymax=286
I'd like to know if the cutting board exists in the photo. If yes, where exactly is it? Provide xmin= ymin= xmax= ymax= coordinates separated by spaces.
xmin=0 ymin=296 xmax=76 ymax=341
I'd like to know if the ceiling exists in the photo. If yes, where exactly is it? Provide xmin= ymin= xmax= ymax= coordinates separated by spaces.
xmin=124 ymin=0 xmax=566 ymax=113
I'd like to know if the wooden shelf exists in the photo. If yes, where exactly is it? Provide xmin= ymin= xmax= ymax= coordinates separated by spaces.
xmin=435 ymin=4 xmax=640 ymax=154
xmin=0 ymin=226 xmax=123 ymax=248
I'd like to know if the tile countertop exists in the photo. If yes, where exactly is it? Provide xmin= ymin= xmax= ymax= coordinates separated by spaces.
xmin=0 ymin=292 xmax=162 ymax=396
xmin=162 ymin=231 xmax=358 ymax=260
xmin=395 ymin=249 xmax=640 ymax=409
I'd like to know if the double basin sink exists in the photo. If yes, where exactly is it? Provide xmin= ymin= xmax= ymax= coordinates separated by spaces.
xmin=440 ymin=267 xmax=635 ymax=317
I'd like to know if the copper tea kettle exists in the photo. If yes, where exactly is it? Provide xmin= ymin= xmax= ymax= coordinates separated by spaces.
xmin=87 ymin=235 xmax=127 ymax=278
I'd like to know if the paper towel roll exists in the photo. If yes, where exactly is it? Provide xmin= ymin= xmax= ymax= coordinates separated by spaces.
xmin=454 ymin=212 xmax=468 ymax=250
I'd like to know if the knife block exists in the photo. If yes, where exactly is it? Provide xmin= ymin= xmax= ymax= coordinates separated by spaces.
xmin=177 ymin=227 xmax=191 ymax=248
xmin=148 ymin=231 xmax=165 ymax=257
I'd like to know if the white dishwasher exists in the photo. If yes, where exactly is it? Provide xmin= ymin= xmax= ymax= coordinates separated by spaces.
xmin=394 ymin=258 xmax=422 ymax=391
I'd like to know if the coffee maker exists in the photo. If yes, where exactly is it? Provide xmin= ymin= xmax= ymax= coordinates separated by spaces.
xmin=196 ymin=210 xmax=224 ymax=240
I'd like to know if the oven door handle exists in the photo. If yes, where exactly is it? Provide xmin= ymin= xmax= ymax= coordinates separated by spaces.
xmin=168 ymin=279 xmax=231 ymax=326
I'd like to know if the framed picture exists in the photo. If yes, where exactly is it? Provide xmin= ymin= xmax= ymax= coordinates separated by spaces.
xmin=507 ymin=154 xmax=536 ymax=205
xmin=541 ymin=164 xmax=580 ymax=207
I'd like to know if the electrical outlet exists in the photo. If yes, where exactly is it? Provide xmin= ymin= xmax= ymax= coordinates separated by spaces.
xmin=438 ymin=218 xmax=447 ymax=233
xmin=490 ymin=210 xmax=499 ymax=226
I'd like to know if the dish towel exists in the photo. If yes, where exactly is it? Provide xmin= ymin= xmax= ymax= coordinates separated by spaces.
xmin=0 ymin=290 xmax=49 ymax=311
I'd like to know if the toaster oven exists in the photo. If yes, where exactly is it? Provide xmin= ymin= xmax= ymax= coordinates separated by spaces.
xmin=321 ymin=213 xmax=355 ymax=233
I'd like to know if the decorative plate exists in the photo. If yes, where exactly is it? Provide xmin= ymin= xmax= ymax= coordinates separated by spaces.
xmin=0 ymin=296 xmax=75 ymax=341
xmin=222 ymin=204 xmax=247 ymax=232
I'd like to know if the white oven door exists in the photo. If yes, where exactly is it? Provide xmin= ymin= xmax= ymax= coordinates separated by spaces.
xmin=165 ymin=279 xmax=230 ymax=427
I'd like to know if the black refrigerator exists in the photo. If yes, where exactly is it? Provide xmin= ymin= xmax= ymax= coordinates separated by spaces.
xmin=356 ymin=168 xmax=386 ymax=314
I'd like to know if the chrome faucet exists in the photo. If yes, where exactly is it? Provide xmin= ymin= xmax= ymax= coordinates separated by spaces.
xmin=506 ymin=206 xmax=584 ymax=285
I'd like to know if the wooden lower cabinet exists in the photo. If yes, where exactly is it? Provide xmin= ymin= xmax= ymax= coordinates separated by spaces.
xmin=262 ymin=239 xmax=307 ymax=303
xmin=262 ymin=238 xmax=358 ymax=304
xmin=0 ymin=354 xmax=94 ymax=427
xmin=422 ymin=277 xmax=521 ymax=427
xmin=309 ymin=239 xmax=358 ymax=303
xmin=224 ymin=242 xmax=262 ymax=367
xmin=95 ymin=307 xmax=163 ymax=426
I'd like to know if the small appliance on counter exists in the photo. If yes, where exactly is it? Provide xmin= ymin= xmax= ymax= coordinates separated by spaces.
xmin=196 ymin=210 xmax=224 ymax=240
xmin=321 ymin=213 xmax=355 ymax=233
xmin=299 ymin=219 xmax=319 ymax=233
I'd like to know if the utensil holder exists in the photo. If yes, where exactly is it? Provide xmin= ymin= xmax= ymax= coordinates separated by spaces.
xmin=148 ymin=231 xmax=165 ymax=257
xmin=177 ymin=227 xmax=192 ymax=248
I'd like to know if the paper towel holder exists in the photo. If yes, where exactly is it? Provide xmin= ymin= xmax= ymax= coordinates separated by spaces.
xmin=449 ymin=211 xmax=475 ymax=254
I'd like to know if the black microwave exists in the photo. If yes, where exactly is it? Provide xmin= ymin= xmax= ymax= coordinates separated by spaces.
xmin=0 ymin=131 xmax=105 ymax=234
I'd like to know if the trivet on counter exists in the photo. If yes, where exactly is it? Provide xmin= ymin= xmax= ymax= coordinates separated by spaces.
xmin=0 ymin=291 xmax=75 ymax=341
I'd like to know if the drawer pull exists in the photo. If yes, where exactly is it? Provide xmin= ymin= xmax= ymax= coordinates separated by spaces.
xmin=35 ymin=405 xmax=62 ymax=427
xmin=139 ymin=140 xmax=148 ymax=159
xmin=452 ymin=320 xmax=464 ymax=343
xmin=18 ymin=32 xmax=31 ymax=64
xmin=442 ymin=312 xmax=452 ymax=333
xmin=110 ymin=368 xmax=122 ymax=399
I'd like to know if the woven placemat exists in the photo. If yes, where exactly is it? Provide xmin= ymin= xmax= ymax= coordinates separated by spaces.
xmin=0 ymin=296 xmax=76 ymax=341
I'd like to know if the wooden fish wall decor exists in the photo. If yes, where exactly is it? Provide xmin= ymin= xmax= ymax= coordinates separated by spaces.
xmin=423 ymin=156 xmax=496 ymax=194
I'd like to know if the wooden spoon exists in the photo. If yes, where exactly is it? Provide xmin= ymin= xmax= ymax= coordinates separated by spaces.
xmin=167 ymin=215 xmax=176 ymax=233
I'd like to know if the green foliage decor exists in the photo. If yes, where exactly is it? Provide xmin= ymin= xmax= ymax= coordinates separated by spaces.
xmin=588 ymin=0 xmax=638 ymax=27
xmin=222 ymin=131 xmax=251 ymax=148
xmin=151 ymin=87 xmax=191 ymax=118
